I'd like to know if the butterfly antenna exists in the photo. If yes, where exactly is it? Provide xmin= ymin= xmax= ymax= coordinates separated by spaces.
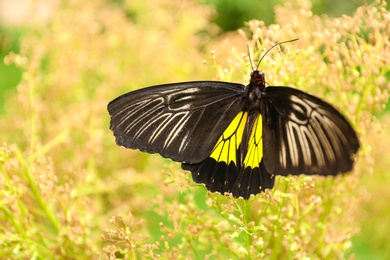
xmin=247 ymin=44 xmax=255 ymax=71
xmin=256 ymin=38 xmax=299 ymax=70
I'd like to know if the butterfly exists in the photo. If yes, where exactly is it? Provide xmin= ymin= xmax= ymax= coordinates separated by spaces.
xmin=107 ymin=39 xmax=360 ymax=199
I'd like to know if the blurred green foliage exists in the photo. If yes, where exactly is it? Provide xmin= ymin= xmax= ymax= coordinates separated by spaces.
xmin=0 ymin=27 xmax=23 ymax=114
xmin=204 ymin=0 xmax=282 ymax=31
xmin=0 ymin=0 xmax=389 ymax=259
xmin=203 ymin=0 xmax=365 ymax=31
xmin=108 ymin=0 xmax=366 ymax=31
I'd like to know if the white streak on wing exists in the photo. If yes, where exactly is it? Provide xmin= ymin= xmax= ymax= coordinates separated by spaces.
xmin=299 ymin=125 xmax=311 ymax=166
xmin=166 ymin=89 xmax=204 ymax=111
xmin=307 ymin=124 xmax=325 ymax=167
xmin=129 ymin=99 xmax=170 ymax=142
xmin=286 ymin=122 xmax=293 ymax=166
xmin=165 ymin=112 xmax=191 ymax=152
xmin=148 ymin=112 xmax=184 ymax=145
xmin=120 ymin=98 xmax=163 ymax=135
xmin=280 ymin=135 xmax=287 ymax=168
xmin=311 ymin=110 xmax=346 ymax=165
xmin=288 ymin=96 xmax=312 ymax=124
xmin=319 ymin=113 xmax=342 ymax=163
xmin=176 ymin=107 xmax=207 ymax=154
xmin=331 ymin=119 xmax=350 ymax=148
xmin=167 ymin=97 xmax=192 ymax=110
xmin=114 ymin=99 xmax=151 ymax=130
xmin=322 ymin=116 xmax=348 ymax=160
xmin=131 ymin=110 xmax=164 ymax=142
xmin=177 ymin=87 xmax=203 ymax=95
xmin=309 ymin=112 xmax=333 ymax=163
xmin=287 ymin=122 xmax=299 ymax=167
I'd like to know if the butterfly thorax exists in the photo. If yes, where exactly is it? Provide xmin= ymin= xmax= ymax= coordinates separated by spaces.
xmin=246 ymin=70 xmax=266 ymax=112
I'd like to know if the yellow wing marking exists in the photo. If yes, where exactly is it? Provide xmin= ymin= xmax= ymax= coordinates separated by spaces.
xmin=243 ymin=114 xmax=263 ymax=168
xmin=210 ymin=112 xmax=248 ymax=164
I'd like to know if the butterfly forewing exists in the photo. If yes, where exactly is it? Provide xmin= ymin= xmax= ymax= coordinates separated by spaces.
xmin=261 ymin=87 xmax=360 ymax=176
xmin=108 ymin=82 xmax=246 ymax=164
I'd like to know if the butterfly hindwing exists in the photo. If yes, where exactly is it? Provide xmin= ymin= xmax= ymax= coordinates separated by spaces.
xmin=183 ymin=112 xmax=275 ymax=199
xmin=261 ymin=86 xmax=360 ymax=176
xmin=184 ymin=158 xmax=275 ymax=199
xmin=242 ymin=114 xmax=263 ymax=169
xmin=108 ymin=82 xmax=246 ymax=164
xmin=209 ymin=111 xmax=248 ymax=164
xmin=183 ymin=111 xmax=249 ymax=196
xmin=231 ymin=161 xmax=275 ymax=199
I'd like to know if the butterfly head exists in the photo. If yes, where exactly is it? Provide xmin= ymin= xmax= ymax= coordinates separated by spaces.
xmin=247 ymin=39 xmax=298 ymax=92
xmin=250 ymin=70 xmax=265 ymax=88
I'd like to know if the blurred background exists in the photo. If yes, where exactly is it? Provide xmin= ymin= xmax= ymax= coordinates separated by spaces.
xmin=0 ymin=0 xmax=374 ymax=113
xmin=0 ymin=0 xmax=367 ymax=115
xmin=1 ymin=0 xmax=389 ymax=259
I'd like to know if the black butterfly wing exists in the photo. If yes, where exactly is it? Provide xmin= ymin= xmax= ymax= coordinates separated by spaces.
xmin=261 ymin=86 xmax=360 ymax=176
xmin=184 ymin=158 xmax=275 ymax=199
xmin=107 ymin=81 xmax=246 ymax=164
xmin=183 ymin=112 xmax=275 ymax=199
